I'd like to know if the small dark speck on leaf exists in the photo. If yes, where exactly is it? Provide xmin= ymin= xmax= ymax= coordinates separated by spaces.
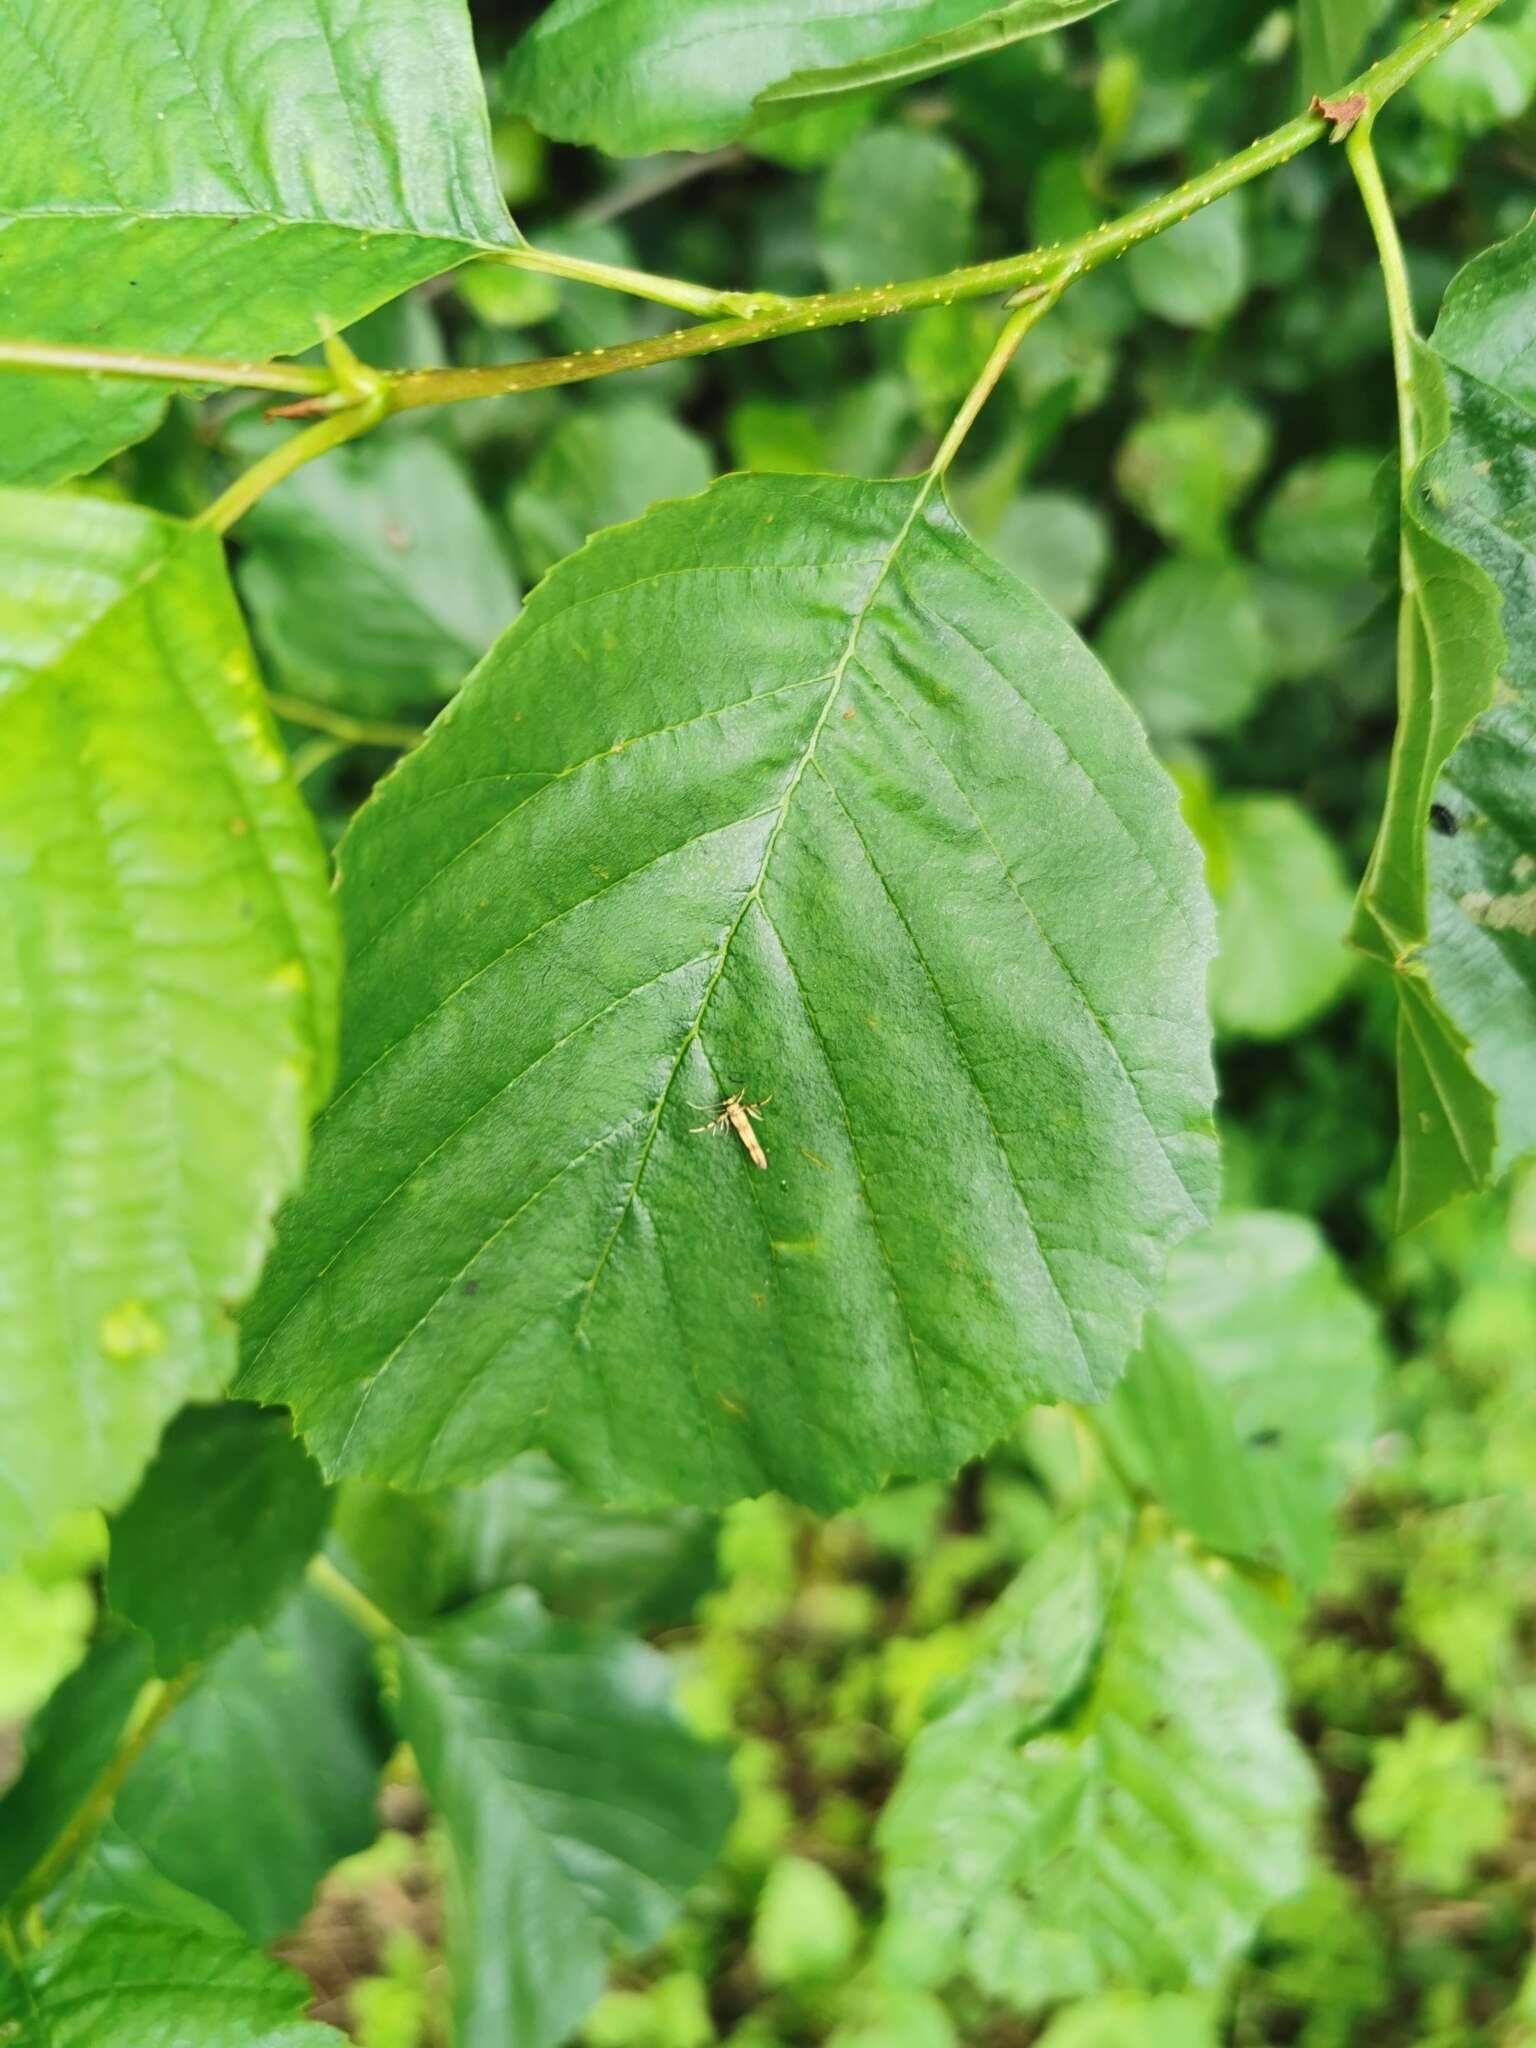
xmin=1249 ymin=1426 xmax=1283 ymax=1449
xmin=1430 ymin=803 xmax=1459 ymax=837
xmin=462 ymin=1279 xmax=480 ymax=1296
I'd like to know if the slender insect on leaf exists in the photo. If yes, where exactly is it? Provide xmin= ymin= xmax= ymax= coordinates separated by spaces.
xmin=691 ymin=1091 xmax=772 ymax=1170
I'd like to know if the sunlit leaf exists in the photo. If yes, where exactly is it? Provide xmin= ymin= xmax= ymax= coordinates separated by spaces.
xmin=0 ymin=492 xmax=337 ymax=1566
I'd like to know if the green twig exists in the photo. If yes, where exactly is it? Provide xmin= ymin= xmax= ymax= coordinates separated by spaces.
xmin=8 ymin=1670 xmax=196 ymax=1922
xmin=0 ymin=0 xmax=1503 ymax=437
xmin=194 ymin=396 xmax=385 ymax=536
xmin=307 ymin=1553 xmax=399 ymax=1644
xmin=1346 ymin=117 xmax=1423 ymax=473
xmin=928 ymin=272 xmax=1077 ymax=481
xmin=377 ymin=0 xmax=1503 ymax=417
xmin=267 ymin=692 xmax=424 ymax=753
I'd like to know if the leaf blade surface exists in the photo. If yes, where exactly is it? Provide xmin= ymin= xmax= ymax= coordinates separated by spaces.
xmin=0 ymin=0 xmax=516 ymax=482
xmin=0 ymin=492 xmax=338 ymax=1565
xmin=241 ymin=473 xmax=1217 ymax=1510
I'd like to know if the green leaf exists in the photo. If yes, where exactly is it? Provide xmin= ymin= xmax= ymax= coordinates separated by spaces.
xmin=0 ymin=1623 xmax=152 ymax=1908
xmin=1255 ymin=450 xmax=1382 ymax=585
xmin=62 ymin=1825 xmax=252 ymax=1940
xmin=1097 ymin=1211 xmax=1383 ymax=1587
xmin=333 ymin=1453 xmax=718 ymax=1633
xmin=1037 ymin=1993 xmax=1220 ymax=2048
xmin=0 ymin=492 xmax=338 ymax=1569
xmin=436 ymin=1455 xmax=719 ymax=1630
xmin=505 ymin=0 xmax=1121 ymax=156
xmin=1415 ymin=220 xmax=1536 ymax=1196
xmin=827 ymin=1985 xmax=958 ymax=2048
xmin=112 ymin=1588 xmax=386 ymax=1942
xmin=1126 ymin=194 xmax=1249 ymax=330
xmin=1106 ymin=0 xmax=1274 ymax=79
xmin=727 ymin=399 xmax=832 ymax=478
xmin=0 ymin=0 xmax=516 ymax=485
xmin=239 ymin=473 xmax=1217 ymax=1512
xmin=1355 ymin=1711 xmax=1510 ymax=1891
xmin=1351 ymin=221 xmax=1534 ymax=1225
xmin=106 ymin=1402 xmax=330 ymax=1678
xmin=394 ymin=1586 xmax=734 ymax=2048
xmin=236 ymin=433 xmax=522 ymax=721
xmin=879 ymin=1527 xmax=1313 ymax=2008
xmin=1115 ymin=399 xmax=1271 ymax=559
xmin=1298 ymin=0 xmax=1390 ymax=101
xmin=973 ymin=492 xmax=1111 ymax=624
xmin=0 ymin=1911 xmax=343 ymax=2046
xmin=1205 ymin=795 xmax=1356 ymax=1040
xmin=1412 ymin=17 xmax=1536 ymax=136
xmin=817 ymin=129 xmax=980 ymax=291
xmin=0 ymin=1513 xmax=105 ymax=1722
xmin=752 ymin=1856 xmax=862 ymax=1987
xmin=507 ymin=400 xmax=715 ymax=585
xmin=1098 ymin=557 xmax=1275 ymax=738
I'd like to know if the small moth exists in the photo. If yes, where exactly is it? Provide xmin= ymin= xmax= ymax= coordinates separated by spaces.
xmin=691 ymin=1090 xmax=772 ymax=1170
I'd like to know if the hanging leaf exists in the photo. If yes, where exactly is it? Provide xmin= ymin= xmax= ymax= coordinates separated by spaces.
xmin=505 ymin=0 xmax=1122 ymax=156
xmin=879 ymin=1523 xmax=1313 ymax=2009
xmin=1351 ymin=219 xmax=1535 ymax=1225
xmin=240 ymin=473 xmax=1217 ymax=1511
xmin=394 ymin=1587 xmax=734 ymax=2048
xmin=0 ymin=0 xmax=516 ymax=484
xmin=0 ymin=492 xmax=338 ymax=1568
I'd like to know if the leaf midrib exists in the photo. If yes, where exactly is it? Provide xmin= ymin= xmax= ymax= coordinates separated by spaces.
xmin=570 ymin=480 xmax=937 ymax=1340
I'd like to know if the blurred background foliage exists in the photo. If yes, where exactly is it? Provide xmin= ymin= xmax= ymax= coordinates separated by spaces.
xmin=14 ymin=0 xmax=1536 ymax=2039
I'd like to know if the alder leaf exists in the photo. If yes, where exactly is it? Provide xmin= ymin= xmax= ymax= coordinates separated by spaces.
xmin=1098 ymin=1212 xmax=1383 ymax=1588
xmin=0 ymin=1624 xmax=153 ymax=1910
xmin=0 ymin=0 xmax=516 ymax=485
xmin=236 ymin=431 xmax=522 ymax=720
xmin=394 ymin=1587 xmax=734 ymax=2048
xmin=0 ymin=491 xmax=338 ymax=1569
xmin=240 ymin=473 xmax=1217 ymax=1511
xmin=112 ymin=1589 xmax=388 ymax=1943
xmin=106 ymin=1403 xmax=330 ymax=1678
xmin=878 ymin=1525 xmax=1314 ymax=2009
xmin=0 ymin=1911 xmax=343 ymax=2047
xmin=1351 ymin=219 xmax=1534 ymax=1224
xmin=1415 ymin=220 xmax=1536 ymax=1197
xmin=505 ymin=0 xmax=1122 ymax=156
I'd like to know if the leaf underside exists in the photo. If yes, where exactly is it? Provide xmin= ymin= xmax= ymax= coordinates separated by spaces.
xmin=505 ymin=0 xmax=1120 ymax=156
xmin=241 ymin=472 xmax=1216 ymax=1513
xmin=1352 ymin=219 xmax=1536 ymax=1223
